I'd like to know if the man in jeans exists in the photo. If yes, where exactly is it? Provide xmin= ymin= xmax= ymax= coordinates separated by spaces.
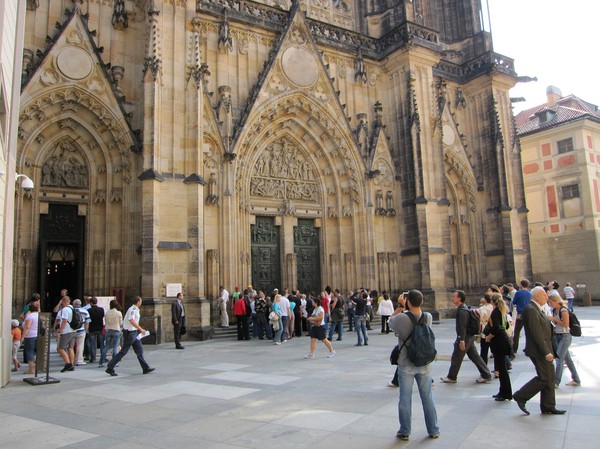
xmin=87 ymin=297 xmax=105 ymax=364
xmin=388 ymin=290 xmax=439 ymax=441
xmin=440 ymin=290 xmax=492 ymax=384
xmin=512 ymin=279 xmax=532 ymax=353
xmin=352 ymin=290 xmax=369 ymax=346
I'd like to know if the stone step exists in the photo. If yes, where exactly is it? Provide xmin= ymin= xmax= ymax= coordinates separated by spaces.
xmin=211 ymin=315 xmax=383 ymax=340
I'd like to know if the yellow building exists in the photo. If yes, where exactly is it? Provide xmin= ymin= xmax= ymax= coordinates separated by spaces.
xmin=518 ymin=86 xmax=600 ymax=299
xmin=12 ymin=0 xmax=530 ymax=343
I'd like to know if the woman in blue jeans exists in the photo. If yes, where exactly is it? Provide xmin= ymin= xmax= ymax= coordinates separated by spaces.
xmin=548 ymin=294 xmax=581 ymax=387
xmin=99 ymin=300 xmax=123 ymax=367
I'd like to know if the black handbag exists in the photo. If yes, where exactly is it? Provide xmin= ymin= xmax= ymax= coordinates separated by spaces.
xmin=390 ymin=344 xmax=400 ymax=365
xmin=180 ymin=325 xmax=187 ymax=336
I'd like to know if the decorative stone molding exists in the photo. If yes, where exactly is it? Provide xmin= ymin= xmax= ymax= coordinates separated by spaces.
xmin=94 ymin=189 xmax=106 ymax=203
xmin=143 ymin=7 xmax=162 ymax=80
xmin=110 ymin=188 xmax=123 ymax=203
xmin=218 ymin=10 xmax=233 ymax=53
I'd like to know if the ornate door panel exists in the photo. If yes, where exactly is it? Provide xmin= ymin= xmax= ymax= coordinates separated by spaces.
xmin=295 ymin=219 xmax=321 ymax=294
xmin=251 ymin=216 xmax=281 ymax=294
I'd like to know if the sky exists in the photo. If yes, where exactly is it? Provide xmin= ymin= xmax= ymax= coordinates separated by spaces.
xmin=487 ymin=0 xmax=599 ymax=113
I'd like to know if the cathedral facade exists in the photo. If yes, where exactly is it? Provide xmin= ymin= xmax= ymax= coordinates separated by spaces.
xmin=15 ymin=0 xmax=531 ymax=339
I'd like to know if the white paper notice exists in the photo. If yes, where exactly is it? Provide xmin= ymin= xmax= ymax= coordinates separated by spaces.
xmin=137 ymin=330 xmax=150 ymax=340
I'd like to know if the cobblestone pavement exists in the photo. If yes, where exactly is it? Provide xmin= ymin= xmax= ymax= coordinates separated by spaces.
xmin=1 ymin=307 xmax=599 ymax=448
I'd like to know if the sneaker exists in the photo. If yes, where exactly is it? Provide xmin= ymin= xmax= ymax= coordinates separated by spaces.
xmin=327 ymin=351 xmax=336 ymax=358
xmin=105 ymin=368 xmax=118 ymax=376
xmin=566 ymin=380 xmax=581 ymax=387
xmin=396 ymin=431 xmax=409 ymax=441
xmin=98 ymin=364 xmax=104 ymax=368
xmin=387 ymin=382 xmax=399 ymax=387
xmin=304 ymin=353 xmax=315 ymax=359
xmin=61 ymin=363 xmax=74 ymax=372
xmin=273 ymin=341 xmax=281 ymax=345
xmin=440 ymin=376 xmax=457 ymax=383
xmin=75 ymin=362 xmax=86 ymax=366
xmin=430 ymin=433 xmax=440 ymax=439
xmin=143 ymin=368 xmax=156 ymax=374
xmin=476 ymin=377 xmax=492 ymax=383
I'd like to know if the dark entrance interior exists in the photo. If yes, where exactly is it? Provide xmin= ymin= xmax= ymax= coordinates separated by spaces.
xmin=294 ymin=219 xmax=320 ymax=294
xmin=251 ymin=216 xmax=281 ymax=294
xmin=39 ymin=204 xmax=85 ymax=312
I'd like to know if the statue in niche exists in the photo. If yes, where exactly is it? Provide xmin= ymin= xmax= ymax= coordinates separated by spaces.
xmin=41 ymin=139 xmax=89 ymax=189
xmin=354 ymin=48 xmax=367 ymax=84
xmin=218 ymin=11 xmax=233 ymax=53
xmin=206 ymin=173 xmax=219 ymax=205
xmin=217 ymin=86 xmax=233 ymax=143
xmin=332 ymin=0 xmax=351 ymax=12
xmin=455 ymin=87 xmax=467 ymax=110
xmin=112 ymin=0 xmax=128 ymax=30
xmin=355 ymin=113 xmax=369 ymax=155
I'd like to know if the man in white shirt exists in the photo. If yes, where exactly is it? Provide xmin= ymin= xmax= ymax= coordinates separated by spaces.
xmin=56 ymin=295 xmax=78 ymax=372
xmin=219 ymin=286 xmax=230 ymax=328
xmin=105 ymin=296 xmax=154 ymax=376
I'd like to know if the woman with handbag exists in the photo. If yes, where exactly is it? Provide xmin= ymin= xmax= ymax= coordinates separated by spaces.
xmin=484 ymin=293 xmax=512 ymax=401
xmin=304 ymin=297 xmax=336 ymax=359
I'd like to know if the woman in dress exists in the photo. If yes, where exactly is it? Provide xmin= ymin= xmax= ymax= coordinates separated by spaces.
xmin=304 ymin=297 xmax=336 ymax=359
xmin=484 ymin=293 xmax=512 ymax=401
xmin=548 ymin=294 xmax=581 ymax=387
xmin=20 ymin=302 xmax=40 ymax=375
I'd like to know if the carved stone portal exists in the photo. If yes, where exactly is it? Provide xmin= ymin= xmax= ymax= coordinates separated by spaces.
xmin=41 ymin=138 xmax=89 ymax=189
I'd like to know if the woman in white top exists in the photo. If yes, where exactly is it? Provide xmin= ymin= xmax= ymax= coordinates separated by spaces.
xmin=304 ymin=297 xmax=335 ymax=359
xmin=377 ymin=293 xmax=395 ymax=334
xmin=548 ymin=294 xmax=581 ymax=387
xmin=98 ymin=300 xmax=123 ymax=367
xmin=20 ymin=302 xmax=40 ymax=374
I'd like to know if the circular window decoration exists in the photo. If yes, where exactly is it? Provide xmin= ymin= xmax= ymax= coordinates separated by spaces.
xmin=281 ymin=46 xmax=319 ymax=88
xmin=56 ymin=46 xmax=93 ymax=80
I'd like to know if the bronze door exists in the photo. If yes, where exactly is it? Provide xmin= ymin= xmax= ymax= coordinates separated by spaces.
xmin=39 ymin=204 xmax=85 ymax=312
xmin=295 ymin=219 xmax=321 ymax=294
xmin=251 ymin=216 xmax=281 ymax=294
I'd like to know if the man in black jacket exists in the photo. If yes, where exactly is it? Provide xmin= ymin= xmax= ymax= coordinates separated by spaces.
xmin=441 ymin=290 xmax=492 ymax=384
xmin=512 ymin=287 xmax=566 ymax=415
xmin=87 ymin=297 xmax=105 ymax=364
xmin=171 ymin=292 xmax=185 ymax=349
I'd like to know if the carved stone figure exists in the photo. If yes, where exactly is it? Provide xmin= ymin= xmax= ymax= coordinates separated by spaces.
xmin=218 ymin=11 xmax=233 ymax=53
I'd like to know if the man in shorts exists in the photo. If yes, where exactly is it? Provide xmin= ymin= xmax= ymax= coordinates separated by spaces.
xmin=56 ymin=296 xmax=77 ymax=372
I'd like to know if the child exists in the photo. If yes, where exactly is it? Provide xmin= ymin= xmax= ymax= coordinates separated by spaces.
xmin=11 ymin=320 xmax=22 ymax=372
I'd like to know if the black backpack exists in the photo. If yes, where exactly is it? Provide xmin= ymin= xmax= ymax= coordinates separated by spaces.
xmin=465 ymin=307 xmax=482 ymax=336
xmin=569 ymin=311 xmax=582 ymax=337
xmin=68 ymin=305 xmax=84 ymax=330
xmin=399 ymin=312 xmax=437 ymax=367
xmin=561 ymin=307 xmax=582 ymax=337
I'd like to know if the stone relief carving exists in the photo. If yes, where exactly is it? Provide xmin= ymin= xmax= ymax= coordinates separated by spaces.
xmin=455 ymin=87 xmax=467 ymax=110
xmin=250 ymin=139 xmax=320 ymax=203
xmin=42 ymin=139 xmax=89 ymax=189
xmin=217 ymin=86 xmax=233 ymax=145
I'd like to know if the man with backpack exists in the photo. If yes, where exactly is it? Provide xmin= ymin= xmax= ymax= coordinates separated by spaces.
xmin=388 ymin=290 xmax=439 ymax=441
xmin=441 ymin=290 xmax=492 ymax=384
xmin=55 ymin=295 xmax=79 ymax=372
